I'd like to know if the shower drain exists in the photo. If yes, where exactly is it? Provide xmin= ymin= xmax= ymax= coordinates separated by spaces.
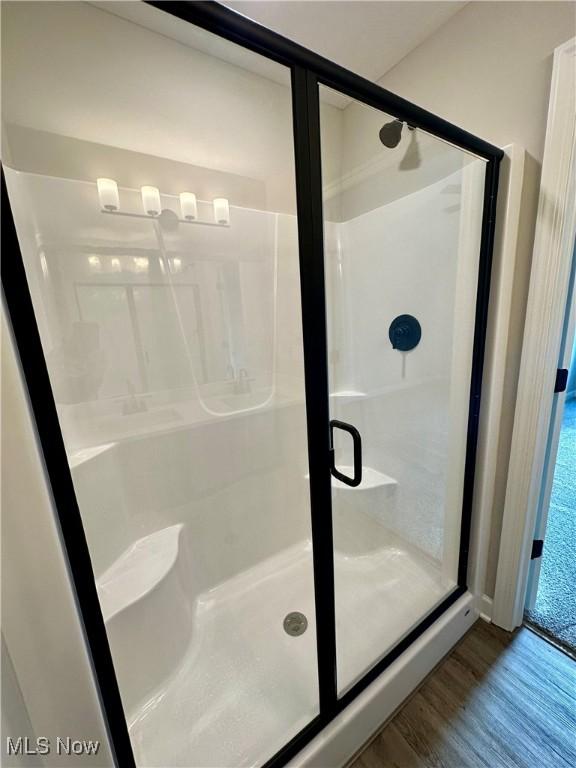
xmin=283 ymin=611 xmax=308 ymax=637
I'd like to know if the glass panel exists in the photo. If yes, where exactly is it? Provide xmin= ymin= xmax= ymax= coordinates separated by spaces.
xmin=2 ymin=2 xmax=318 ymax=764
xmin=319 ymin=85 xmax=487 ymax=694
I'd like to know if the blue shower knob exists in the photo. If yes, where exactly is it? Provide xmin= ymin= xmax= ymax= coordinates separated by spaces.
xmin=389 ymin=315 xmax=421 ymax=351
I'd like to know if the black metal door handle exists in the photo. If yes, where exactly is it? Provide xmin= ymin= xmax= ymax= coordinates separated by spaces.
xmin=329 ymin=419 xmax=362 ymax=487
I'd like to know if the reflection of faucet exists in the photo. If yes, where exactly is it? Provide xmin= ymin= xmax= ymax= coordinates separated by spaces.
xmin=234 ymin=368 xmax=252 ymax=394
xmin=122 ymin=379 xmax=148 ymax=415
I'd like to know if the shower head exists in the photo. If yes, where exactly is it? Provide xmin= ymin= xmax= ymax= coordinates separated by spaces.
xmin=379 ymin=119 xmax=403 ymax=148
xmin=379 ymin=119 xmax=421 ymax=170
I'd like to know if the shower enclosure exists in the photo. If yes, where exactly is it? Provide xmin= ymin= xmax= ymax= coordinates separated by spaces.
xmin=1 ymin=2 xmax=501 ymax=767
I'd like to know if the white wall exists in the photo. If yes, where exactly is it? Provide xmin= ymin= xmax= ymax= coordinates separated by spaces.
xmin=1 ymin=1 xmax=287 ymax=209
xmin=1 ymin=311 xmax=113 ymax=767
xmin=377 ymin=2 xmax=575 ymax=161
xmin=1 ymin=1 xmax=344 ymax=214
xmin=1 ymin=635 xmax=42 ymax=767
xmin=372 ymin=0 xmax=576 ymax=596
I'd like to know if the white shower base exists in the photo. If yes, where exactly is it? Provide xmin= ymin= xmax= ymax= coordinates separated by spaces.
xmin=125 ymin=539 xmax=452 ymax=768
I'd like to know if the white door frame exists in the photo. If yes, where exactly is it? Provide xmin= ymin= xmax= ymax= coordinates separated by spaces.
xmin=492 ymin=37 xmax=576 ymax=631
xmin=467 ymin=143 xmax=525 ymax=620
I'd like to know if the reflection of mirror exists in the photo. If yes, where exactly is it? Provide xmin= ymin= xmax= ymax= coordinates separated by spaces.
xmin=73 ymin=266 xmax=250 ymax=402
xmin=7 ymin=170 xmax=279 ymax=417
xmin=61 ymin=244 xmax=275 ymax=414
xmin=75 ymin=281 xmax=205 ymax=400
xmin=46 ymin=320 xmax=106 ymax=403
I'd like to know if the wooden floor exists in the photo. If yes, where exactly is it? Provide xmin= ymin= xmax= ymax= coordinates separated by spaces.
xmin=350 ymin=620 xmax=576 ymax=768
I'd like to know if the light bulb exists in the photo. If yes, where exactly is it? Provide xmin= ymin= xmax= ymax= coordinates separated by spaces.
xmin=180 ymin=192 xmax=197 ymax=221
xmin=88 ymin=255 xmax=102 ymax=273
xmin=171 ymin=257 xmax=182 ymax=273
xmin=133 ymin=257 xmax=149 ymax=273
xmin=213 ymin=198 xmax=230 ymax=225
xmin=141 ymin=186 xmax=161 ymax=216
xmin=97 ymin=178 xmax=119 ymax=211
xmin=110 ymin=257 xmax=121 ymax=273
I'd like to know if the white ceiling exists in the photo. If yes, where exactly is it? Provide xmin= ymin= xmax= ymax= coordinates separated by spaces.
xmin=223 ymin=1 xmax=467 ymax=84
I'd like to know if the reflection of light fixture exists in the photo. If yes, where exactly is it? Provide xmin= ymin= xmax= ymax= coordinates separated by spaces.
xmin=213 ymin=198 xmax=230 ymax=225
xmin=88 ymin=255 xmax=102 ymax=273
xmin=133 ymin=257 xmax=149 ymax=273
xmin=97 ymin=178 xmax=119 ymax=211
xmin=171 ymin=257 xmax=182 ymax=273
xmin=40 ymin=253 xmax=49 ymax=278
xmin=180 ymin=192 xmax=198 ymax=221
xmin=110 ymin=257 xmax=121 ymax=273
xmin=141 ymin=186 xmax=161 ymax=216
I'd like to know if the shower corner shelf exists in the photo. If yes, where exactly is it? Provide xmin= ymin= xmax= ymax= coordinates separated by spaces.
xmin=331 ymin=466 xmax=397 ymax=494
xmin=305 ymin=466 xmax=397 ymax=494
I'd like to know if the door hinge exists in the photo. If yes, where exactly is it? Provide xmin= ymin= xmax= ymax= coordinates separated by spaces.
xmin=554 ymin=368 xmax=568 ymax=393
xmin=531 ymin=539 xmax=544 ymax=559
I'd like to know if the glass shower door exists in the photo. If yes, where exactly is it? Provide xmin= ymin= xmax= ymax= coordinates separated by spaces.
xmin=1 ymin=3 xmax=319 ymax=765
xmin=318 ymin=85 xmax=487 ymax=694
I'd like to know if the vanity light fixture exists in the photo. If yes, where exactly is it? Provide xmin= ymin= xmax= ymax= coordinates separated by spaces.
xmin=180 ymin=192 xmax=198 ymax=221
xmin=96 ymin=180 xmax=229 ymax=228
xmin=97 ymin=178 xmax=119 ymax=211
xmin=213 ymin=198 xmax=230 ymax=226
xmin=141 ymin=186 xmax=161 ymax=217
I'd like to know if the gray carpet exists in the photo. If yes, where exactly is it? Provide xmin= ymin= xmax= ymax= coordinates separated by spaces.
xmin=525 ymin=397 xmax=576 ymax=654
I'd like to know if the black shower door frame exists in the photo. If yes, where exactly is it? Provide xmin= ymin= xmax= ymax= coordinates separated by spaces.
xmin=1 ymin=3 xmax=502 ymax=767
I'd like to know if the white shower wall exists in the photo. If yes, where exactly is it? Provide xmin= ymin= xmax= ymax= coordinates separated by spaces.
xmin=327 ymin=169 xmax=478 ymax=562
xmin=6 ymin=161 xmax=473 ymax=583
xmin=5 ymin=168 xmax=311 ymax=583
xmin=6 ymin=157 xmax=479 ymax=755
xmin=4 ymin=161 xmax=485 ymax=768
xmin=70 ymin=176 xmax=467 ymax=578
